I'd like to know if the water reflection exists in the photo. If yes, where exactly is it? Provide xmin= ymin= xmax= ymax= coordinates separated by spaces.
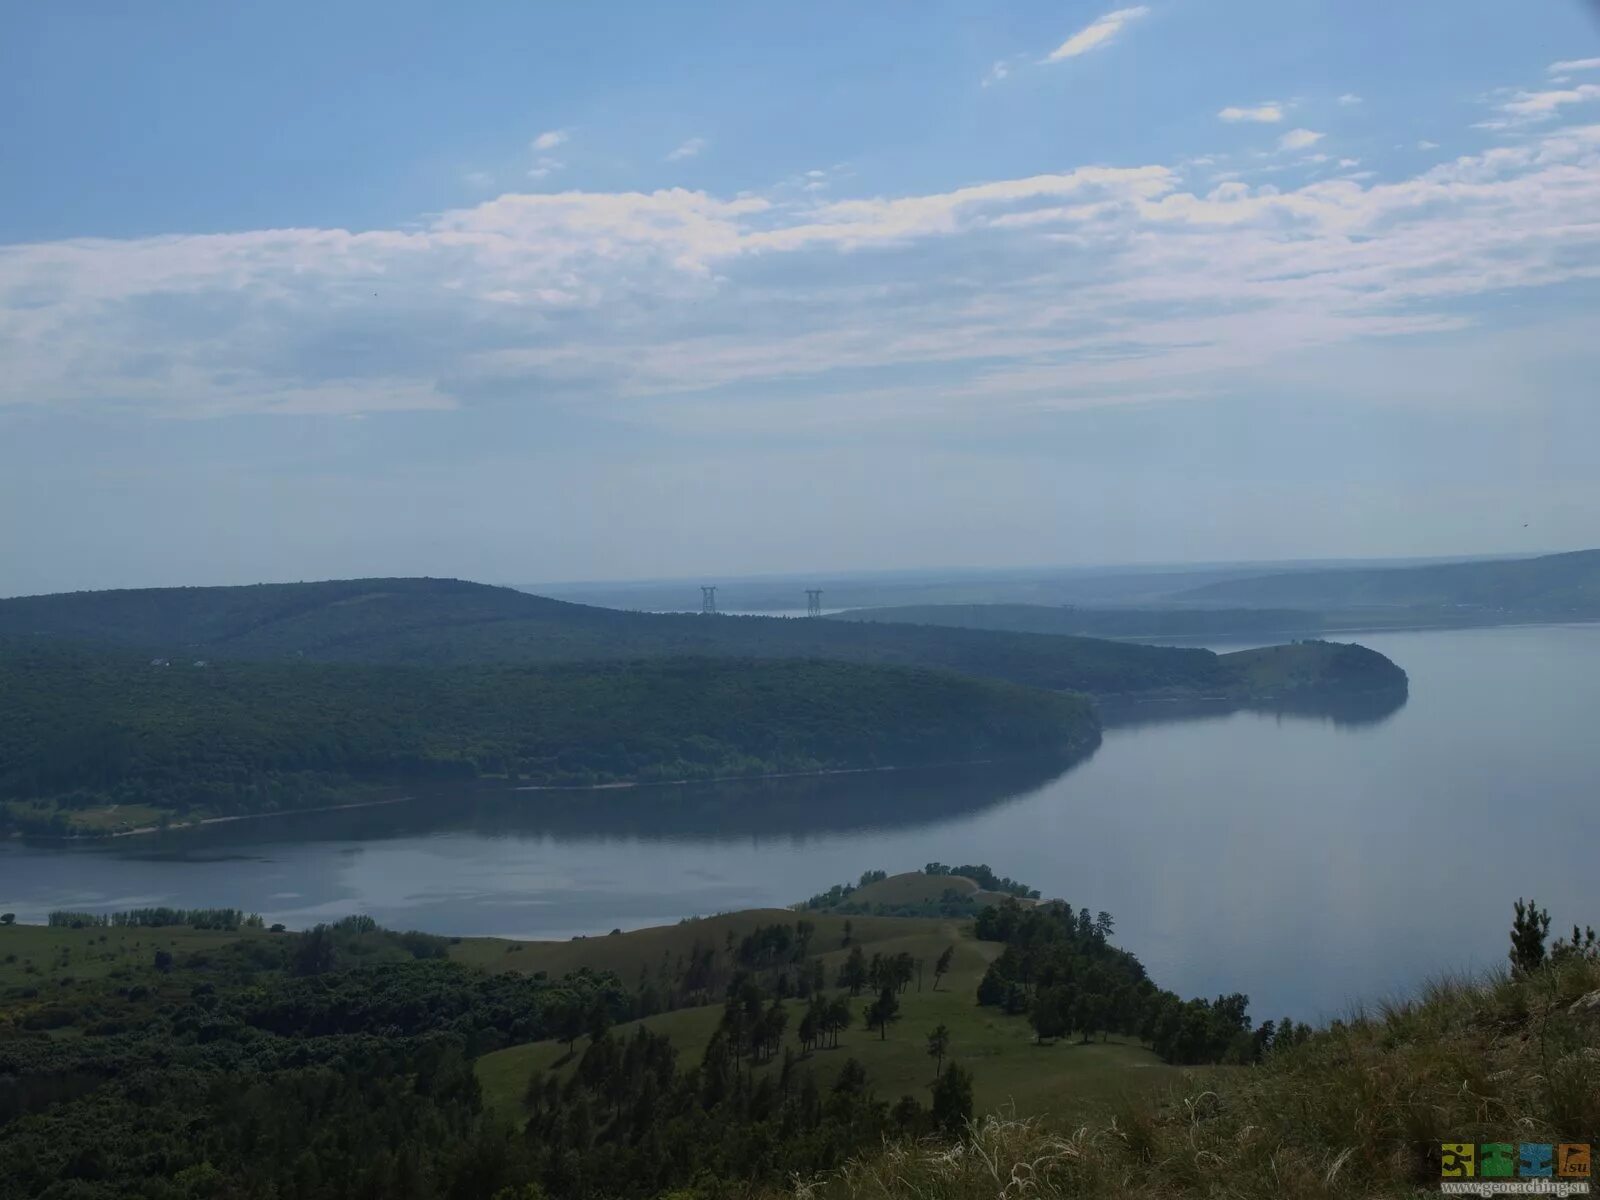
xmin=112 ymin=754 xmax=1089 ymax=858
xmin=1101 ymin=685 xmax=1409 ymax=732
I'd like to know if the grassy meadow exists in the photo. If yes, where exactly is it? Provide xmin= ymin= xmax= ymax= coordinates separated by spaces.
xmin=470 ymin=898 xmax=1192 ymax=1124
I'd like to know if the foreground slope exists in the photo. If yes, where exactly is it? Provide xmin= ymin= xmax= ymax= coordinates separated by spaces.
xmin=0 ymin=641 xmax=1096 ymax=834
xmin=0 ymin=577 xmax=1400 ymax=700
xmin=781 ymin=950 xmax=1600 ymax=1200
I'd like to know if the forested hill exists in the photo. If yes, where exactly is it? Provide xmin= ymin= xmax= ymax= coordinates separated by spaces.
xmin=1175 ymin=547 xmax=1600 ymax=614
xmin=832 ymin=603 xmax=1318 ymax=639
xmin=0 ymin=577 xmax=1240 ymax=697
xmin=0 ymin=642 xmax=1098 ymax=835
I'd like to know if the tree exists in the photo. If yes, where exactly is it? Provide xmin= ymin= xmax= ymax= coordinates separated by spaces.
xmin=1510 ymin=897 xmax=1552 ymax=975
xmin=865 ymin=986 xmax=899 ymax=1040
xmin=826 ymin=994 xmax=853 ymax=1048
xmin=798 ymin=1001 xmax=821 ymax=1054
xmin=838 ymin=944 xmax=868 ymax=996
xmin=933 ymin=946 xmax=953 ymax=990
xmin=585 ymin=998 xmax=612 ymax=1045
xmin=290 ymin=924 xmax=336 ymax=977
xmin=926 ymin=1023 xmax=950 ymax=1078
xmin=930 ymin=1063 xmax=973 ymax=1132
xmin=842 ymin=918 xmax=853 ymax=947
xmin=891 ymin=1094 xmax=925 ymax=1134
xmin=556 ymin=1001 xmax=586 ymax=1055
xmin=1029 ymin=988 xmax=1068 ymax=1044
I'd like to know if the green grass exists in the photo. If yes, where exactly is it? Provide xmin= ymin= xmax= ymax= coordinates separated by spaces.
xmin=0 ymin=923 xmax=267 ymax=992
xmin=770 ymin=956 xmax=1600 ymax=1200
xmin=449 ymin=910 xmax=941 ymax=981
xmin=845 ymin=872 xmax=979 ymax=908
xmin=473 ymin=914 xmax=1190 ymax=1125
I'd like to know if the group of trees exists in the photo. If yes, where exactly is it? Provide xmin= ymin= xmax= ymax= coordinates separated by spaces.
xmin=47 ymin=907 xmax=261 ymax=930
xmin=973 ymin=897 xmax=1308 ymax=1066
xmin=923 ymin=862 xmax=1041 ymax=898
xmin=506 ymin=961 xmax=975 ymax=1199
xmin=0 ymin=919 xmax=639 ymax=1199
xmin=835 ymin=945 xmax=921 ymax=997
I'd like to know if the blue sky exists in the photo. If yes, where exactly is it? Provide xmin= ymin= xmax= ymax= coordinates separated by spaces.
xmin=2 ymin=1 xmax=1598 ymax=593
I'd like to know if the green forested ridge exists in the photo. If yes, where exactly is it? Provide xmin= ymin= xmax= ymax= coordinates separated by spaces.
xmin=0 ymin=640 xmax=1096 ymax=834
xmin=833 ymin=603 xmax=1320 ymax=639
xmin=1175 ymin=546 xmax=1600 ymax=613
xmin=0 ymin=576 xmax=1259 ymax=695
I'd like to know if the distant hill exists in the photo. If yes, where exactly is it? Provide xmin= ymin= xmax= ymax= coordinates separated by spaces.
xmin=0 ymin=578 xmax=1239 ymax=697
xmin=832 ymin=603 xmax=1318 ymax=639
xmin=0 ymin=641 xmax=1097 ymax=836
xmin=1175 ymin=548 xmax=1600 ymax=614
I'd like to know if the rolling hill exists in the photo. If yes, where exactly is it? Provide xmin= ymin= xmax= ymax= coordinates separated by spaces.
xmin=832 ymin=602 xmax=1318 ymax=640
xmin=0 ymin=577 xmax=1398 ymax=701
xmin=1175 ymin=547 xmax=1600 ymax=614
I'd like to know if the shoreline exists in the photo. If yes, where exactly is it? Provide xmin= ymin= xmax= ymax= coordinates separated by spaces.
xmin=13 ymin=795 xmax=418 ymax=843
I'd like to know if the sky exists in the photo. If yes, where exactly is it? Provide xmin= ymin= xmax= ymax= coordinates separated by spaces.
xmin=2 ymin=0 xmax=1599 ymax=596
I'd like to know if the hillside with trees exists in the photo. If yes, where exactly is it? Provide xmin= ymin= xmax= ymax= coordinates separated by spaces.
xmin=833 ymin=602 xmax=1319 ymax=640
xmin=1175 ymin=547 xmax=1600 ymax=615
xmin=0 ymin=641 xmax=1098 ymax=836
xmin=0 ymin=577 xmax=1405 ymax=701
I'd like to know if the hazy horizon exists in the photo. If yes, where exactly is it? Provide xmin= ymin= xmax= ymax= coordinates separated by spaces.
xmin=1 ymin=544 xmax=1586 ymax=602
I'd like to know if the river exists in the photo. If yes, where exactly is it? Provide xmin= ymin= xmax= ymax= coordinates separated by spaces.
xmin=3 ymin=622 xmax=1597 ymax=1021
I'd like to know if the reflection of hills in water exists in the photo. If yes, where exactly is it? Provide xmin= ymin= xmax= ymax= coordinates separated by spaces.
xmin=1100 ymin=684 xmax=1409 ymax=731
xmin=119 ymin=755 xmax=1090 ymax=857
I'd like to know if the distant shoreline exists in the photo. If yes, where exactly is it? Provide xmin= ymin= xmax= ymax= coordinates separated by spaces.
xmin=3 ymin=795 xmax=416 ymax=843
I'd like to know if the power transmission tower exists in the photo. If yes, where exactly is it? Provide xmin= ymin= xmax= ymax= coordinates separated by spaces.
xmin=805 ymin=589 xmax=823 ymax=617
xmin=701 ymin=586 xmax=717 ymax=615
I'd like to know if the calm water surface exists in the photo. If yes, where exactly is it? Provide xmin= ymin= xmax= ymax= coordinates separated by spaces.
xmin=4 ymin=623 xmax=1598 ymax=1021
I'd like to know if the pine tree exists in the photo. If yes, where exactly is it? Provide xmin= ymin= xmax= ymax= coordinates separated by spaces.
xmin=933 ymin=945 xmax=953 ymax=991
xmin=1510 ymin=897 xmax=1551 ymax=975
xmin=931 ymin=1063 xmax=973 ymax=1133
xmin=926 ymin=1023 xmax=950 ymax=1078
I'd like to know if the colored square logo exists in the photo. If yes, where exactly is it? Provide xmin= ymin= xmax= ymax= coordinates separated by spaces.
xmin=1480 ymin=1143 xmax=1515 ymax=1178
xmin=1441 ymin=1143 xmax=1476 ymax=1178
xmin=1558 ymin=1143 xmax=1592 ymax=1179
xmin=1519 ymin=1143 xmax=1554 ymax=1178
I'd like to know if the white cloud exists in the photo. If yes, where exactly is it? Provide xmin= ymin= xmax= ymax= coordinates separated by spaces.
xmin=1549 ymin=58 xmax=1600 ymax=74
xmin=1338 ymin=158 xmax=1360 ymax=167
xmin=667 ymin=137 xmax=707 ymax=161
xmin=1337 ymin=93 xmax=1363 ymax=106
xmin=1417 ymin=140 xmax=1440 ymax=150
xmin=464 ymin=171 xmax=494 ymax=189
xmin=527 ymin=158 xmax=564 ymax=179
xmin=1500 ymin=84 xmax=1600 ymax=119
xmin=1278 ymin=128 xmax=1324 ymax=151
xmin=1045 ymin=6 xmax=1148 ymax=62
xmin=532 ymin=129 xmax=568 ymax=151
xmin=1219 ymin=103 xmax=1284 ymax=123
xmin=3 ymin=119 xmax=1598 ymax=428
xmin=983 ymin=59 xmax=1011 ymax=87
